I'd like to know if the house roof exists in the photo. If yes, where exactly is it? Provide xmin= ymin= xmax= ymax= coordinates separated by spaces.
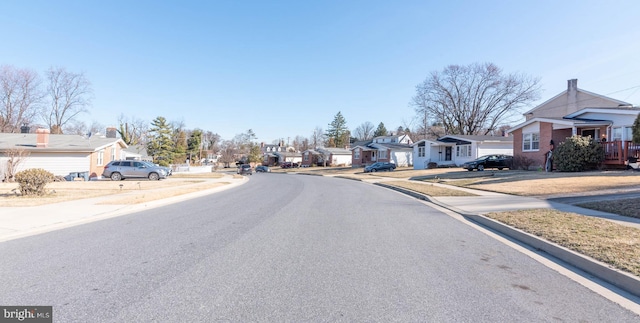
xmin=369 ymin=142 xmax=413 ymax=151
xmin=274 ymin=151 xmax=302 ymax=157
xmin=0 ymin=133 xmax=127 ymax=152
xmin=410 ymin=139 xmax=441 ymax=147
xmin=439 ymin=135 xmax=513 ymax=143
xmin=123 ymin=144 xmax=150 ymax=158
xmin=563 ymin=107 xmax=640 ymax=119
xmin=318 ymin=147 xmax=352 ymax=155
xmin=507 ymin=117 xmax=613 ymax=133
xmin=523 ymin=86 xmax=631 ymax=116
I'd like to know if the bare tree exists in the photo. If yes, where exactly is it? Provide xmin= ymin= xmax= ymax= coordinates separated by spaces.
xmin=0 ymin=65 xmax=42 ymax=133
xmin=43 ymin=67 xmax=93 ymax=134
xmin=353 ymin=121 xmax=375 ymax=141
xmin=310 ymin=126 xmax=325 ymax=148
xmin=412 ymin=63 xmax=540 ymax=135
xmin=2 ymin=147 xmax=29 ymax=182
xmin=218 ymin=140 xmax=238 ymax=168
xmin=292 ymin=135 xmax=307 ymax=152
xmin=117 ymin=114 xmax=148 ymax=145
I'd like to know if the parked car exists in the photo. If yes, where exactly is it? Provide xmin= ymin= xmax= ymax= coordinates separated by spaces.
xmin=364 ymin=162 xmax=397 ymax=172
xmin=237 ymin=164 xmax=252 ymax=175
xmin=280 ymin=162 xmax=299 ymax=168
xmin=141 ymin=161 xmax=172 ymax=176
xmin=462 ymin=154 xmax=513 ymax=171
xmin=255 ymin=165 xmax=271 ymax=173
xmin=102 ymin=160 xmax=168 ymax=181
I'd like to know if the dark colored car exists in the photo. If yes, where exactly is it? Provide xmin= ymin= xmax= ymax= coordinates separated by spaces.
xmin=237 ymin=164 xmax=252 ymax=175
xmin=364 ymin=162 xmax=397 ymax=172
xmin=462 ymin=155 xmax=513 ymax=171
xmin=255 ymin=165 xmax=271 ymax=173
xmin=280 ymin=162 xmax=299 ymax=168
xmin=102 ymin=160 xmax=168 ymax=180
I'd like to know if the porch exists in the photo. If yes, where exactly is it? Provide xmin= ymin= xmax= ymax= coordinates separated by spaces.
xmin=602 ymin=141 xmax=640 ymax=166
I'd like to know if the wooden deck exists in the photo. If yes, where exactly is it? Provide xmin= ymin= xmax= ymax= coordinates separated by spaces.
xmin=602 ymin=141 xmax=640 ymax=165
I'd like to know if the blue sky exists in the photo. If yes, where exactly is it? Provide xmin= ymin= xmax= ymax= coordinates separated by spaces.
xmin=2 ymin=1 xmax=640 ymax=143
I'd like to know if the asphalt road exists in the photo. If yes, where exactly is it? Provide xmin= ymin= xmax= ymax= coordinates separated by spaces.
xmin=1 ymin=174 xmax=638 ymax=322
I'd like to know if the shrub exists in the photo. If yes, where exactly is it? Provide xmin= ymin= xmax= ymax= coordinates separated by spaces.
xmin=511 ymin=155 xmax=535 ymax=170
xmin=14 ymin=168 xmax=55 ymax=196
xmin=553 ymin=135 xmax=604 ymax=172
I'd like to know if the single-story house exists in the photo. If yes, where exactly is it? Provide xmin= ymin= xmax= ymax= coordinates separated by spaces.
xmin=412 ymin=135 xmax=513 ymax=169
xmin=0 ymin=128 xmax=127 ymax=180
xmin=351 ymin=135 xmax=413 ymax=167
xmin=508 ymin=79 xmax=640 ymax=169
xmin=122 ymin=144 xmax=153 ymax=161
xmin=301 ymin=148 xmax=352 ymax=167
xmin=318 ymin=147 xmax=352 ymax=167
xmin=269 ymin=151 xmax=302 ymax=166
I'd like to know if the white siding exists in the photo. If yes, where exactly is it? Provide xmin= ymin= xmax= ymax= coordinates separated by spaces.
xmin=522 ymin=122 xmax=540 ymax=133
xmin=391 ymin=150 xmax=412 ymax=167
xmin=579 ymin=112 xmax=639 ymax=127
xmin=413 ymin=145 xmax=428 ymax=170
xmin=2 ymin=152 xmax=91 ymax=176
xmin=331 ymin=154 xmax=352 ymax=166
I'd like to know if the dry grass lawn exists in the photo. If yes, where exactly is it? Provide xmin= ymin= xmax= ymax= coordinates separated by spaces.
xmin=0 ymin=172 xmax=231 ymax=207
xmin=421 ymin=169 xmax=640 ymax=196
xmin=97 ymin=181 xmax=229 ymax=205
xmin=576 ymin=198 xmax=640 ymax=219
xmin=485 ymin=209 xmax=640 ymax=277
xmin=382 ymin=180 xmax=476 ymax=197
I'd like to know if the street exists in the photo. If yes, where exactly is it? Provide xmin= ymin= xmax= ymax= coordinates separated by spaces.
xmin=1 ymin=174 xmax=638 ymax=322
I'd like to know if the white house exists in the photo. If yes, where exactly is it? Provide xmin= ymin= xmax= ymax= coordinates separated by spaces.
xmin=351 ymin=134 xmax=413 ymax=167
xmin=412 ymin=135 xmax=513 ymax=170
xmin=317 ymin=147 xmax=352 ymax=166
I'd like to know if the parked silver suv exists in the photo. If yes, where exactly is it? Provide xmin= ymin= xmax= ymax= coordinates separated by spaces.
xmin=102 ymin=160 xmax=168 ymax=181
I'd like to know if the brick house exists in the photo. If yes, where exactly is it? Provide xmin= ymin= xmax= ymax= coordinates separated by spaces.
xmin=508 ymin=79 xmax=640 ymax=169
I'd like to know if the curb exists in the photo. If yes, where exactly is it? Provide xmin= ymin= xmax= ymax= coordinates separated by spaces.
xmin=374 ymin=182 xmax=640 ymax=298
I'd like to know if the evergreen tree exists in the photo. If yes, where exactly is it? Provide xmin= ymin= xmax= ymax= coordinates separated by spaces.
xmin=146 ymin=116 xmax=174 ymax=166
xmin=173 ymin=129 xmax=188 ymax=164
xmin=326 ymin=111 xmax=349 ymax=147
xmin=373 ymin=122 xmax=388 ymax=137
xmin=187 ymin=129 xmax=203 ymax=162
xmin=248 ymin=143 xmax=263 ymax=164
xmin=633 ymin=114 xmax=640 ymax=143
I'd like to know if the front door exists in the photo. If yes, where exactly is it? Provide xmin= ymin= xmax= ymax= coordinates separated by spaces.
xmin=582 ymin=129 xmax=597 ymax=139
xmin=445 ymin=147 xmax=452 ymax=161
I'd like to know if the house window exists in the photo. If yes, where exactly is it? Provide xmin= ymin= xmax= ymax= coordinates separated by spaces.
xmin=418 ymin=146 xmax=425 ymax=157
xmin=523 ymin=133 xmax=539 ymax=151
xmin=612 ymin=127 xmax=622 ymax=141
xmin=624 ymin=127 xmax=633 ymax=141
xmin=304 ymin=152 xmax=309 ymax=161
xmin=111 ymin=146 xmax=116 ymax=161
xmin=379 ymin=150 xmax=388 ymax=159
xmin=456 ymin=145 xmax=472 ymax=157
xmin=97 ymin=150 xmax=104 ymax=166
xmin=354 ymin=149 xmax=360 ymax=159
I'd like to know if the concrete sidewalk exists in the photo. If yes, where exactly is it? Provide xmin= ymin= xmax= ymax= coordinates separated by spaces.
xmin=0 ymin=175 xmax=247 ymax=242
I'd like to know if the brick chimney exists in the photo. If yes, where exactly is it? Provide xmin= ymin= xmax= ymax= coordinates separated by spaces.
xmin=567 ymin=79 xmax=578 ymax=113
xmin=106 ymin=126 xmax=117 ymax=138
xmin=36 ymin=128 xmax=50 ymax=148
